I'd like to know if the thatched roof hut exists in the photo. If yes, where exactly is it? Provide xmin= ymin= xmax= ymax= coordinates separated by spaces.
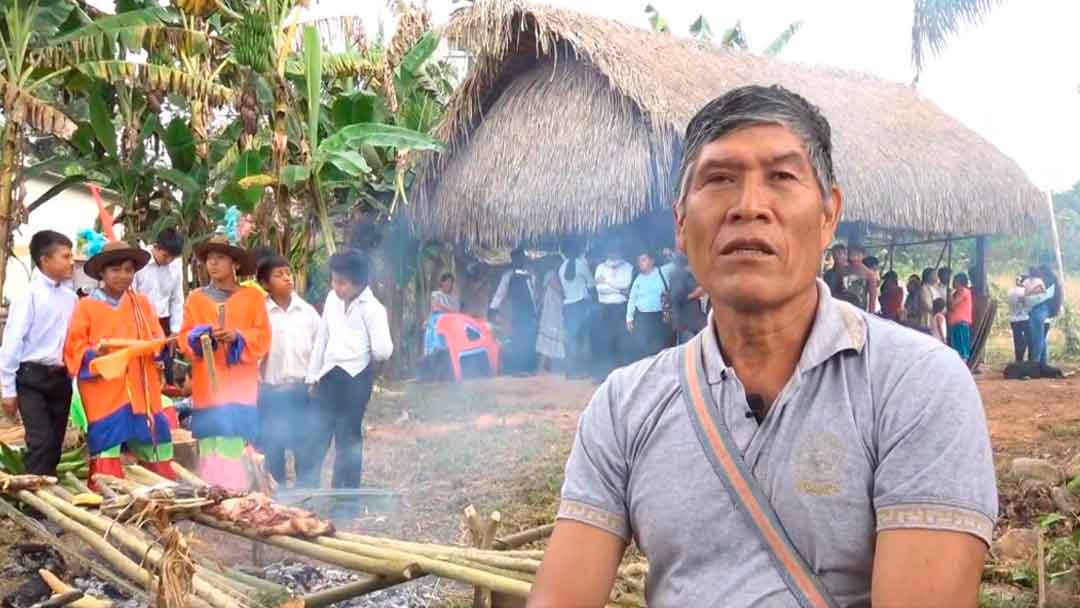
xmin=409 ymin=0 xmax=1045 ymax=249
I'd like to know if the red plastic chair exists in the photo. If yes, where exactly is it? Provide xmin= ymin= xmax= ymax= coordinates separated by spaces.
xmin=433 ymin=314 xmax=501 ymax=381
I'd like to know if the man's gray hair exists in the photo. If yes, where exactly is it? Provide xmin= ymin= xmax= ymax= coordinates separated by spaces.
xmin=675 ymin=85 xmax=836 ymax=207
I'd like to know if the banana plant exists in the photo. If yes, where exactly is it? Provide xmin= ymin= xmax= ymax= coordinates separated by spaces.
xmin=0 ymin=0 xmax=82 ymax=302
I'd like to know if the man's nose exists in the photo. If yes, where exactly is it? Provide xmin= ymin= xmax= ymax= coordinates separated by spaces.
xmin=728 ymin=176 xmax=772 ymax=223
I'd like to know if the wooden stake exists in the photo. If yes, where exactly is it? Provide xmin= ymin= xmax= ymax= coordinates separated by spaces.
xmin=1037 ymin=527 xmax=1046 ymax=608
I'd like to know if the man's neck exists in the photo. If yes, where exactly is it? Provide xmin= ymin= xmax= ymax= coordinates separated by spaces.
xmin=711 ymin=286 xmax=819 ymax=406
xmin=40 ymin=270 xmax=64 ymax=284
xmin=271 ymin=292 xmax=292 ymax=310
xmin=211 ymin=278 xmax=238 ymax=292
xmin=102 ymin=288 xmax=126 ymax=302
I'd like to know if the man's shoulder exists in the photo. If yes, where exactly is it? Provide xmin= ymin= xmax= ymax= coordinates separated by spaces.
xmin=595 ymin=347 xmax=683 ymax=428
xmin=848 ymin=305 xmax=969 ymax=392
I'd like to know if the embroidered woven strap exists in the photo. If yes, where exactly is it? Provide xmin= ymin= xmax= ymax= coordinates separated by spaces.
xmin=678 ymin=336 xmax=839 ymax=608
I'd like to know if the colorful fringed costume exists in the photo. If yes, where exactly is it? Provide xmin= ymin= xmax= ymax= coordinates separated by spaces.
xmin=177 ymin=285 xmax=270 ymax=490
xmin=63 ymin=290 xmax=174 ymax=485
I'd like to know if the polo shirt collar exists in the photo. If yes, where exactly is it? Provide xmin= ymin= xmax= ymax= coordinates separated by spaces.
xmin=701 ymin=278 xmax=867 ymax=385
xmin=268 ymin=292 xmax=303 ymax=313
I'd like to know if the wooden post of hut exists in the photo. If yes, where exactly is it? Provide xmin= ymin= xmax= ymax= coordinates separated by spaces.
xmin=973 ymin=235 xmax=989 ymax=297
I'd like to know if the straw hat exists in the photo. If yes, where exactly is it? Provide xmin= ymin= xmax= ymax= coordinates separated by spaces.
xmin=195 ymin=234 xmax=256 ymax=276
xmin=83 ymin=241 xmax=151 ymax=280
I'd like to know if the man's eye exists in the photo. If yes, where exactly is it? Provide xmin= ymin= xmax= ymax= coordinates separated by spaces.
xmin=772 ymin=171 xmax=797 ymax=181
xmin=705 ymin=174 xmax=734 ymax=185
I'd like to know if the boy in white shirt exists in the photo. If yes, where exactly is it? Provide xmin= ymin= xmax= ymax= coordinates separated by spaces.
xmin=307 ymin=250 xmax=393 ymax=490
xmin=256 ymin=255 xmax=321 ymax=487
xmin=0 ymin=231 xmax=78 ymax=475
xmin=134 ymin=228 xmax=184 ymax=384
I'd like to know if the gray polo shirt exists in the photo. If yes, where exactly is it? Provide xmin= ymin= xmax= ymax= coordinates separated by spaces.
xmin=558 ymin=279 xmax=997 ymax=607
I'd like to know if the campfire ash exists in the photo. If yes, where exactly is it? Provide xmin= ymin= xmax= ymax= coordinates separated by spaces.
xmin=261 ymin=561 xmax=445 ymax=607
xmin=0 ymin=544 xmax=138 ymax=608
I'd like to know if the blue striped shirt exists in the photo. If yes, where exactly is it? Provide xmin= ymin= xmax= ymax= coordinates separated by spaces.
xmin=626 ymin=268 xmax=669 ymax=322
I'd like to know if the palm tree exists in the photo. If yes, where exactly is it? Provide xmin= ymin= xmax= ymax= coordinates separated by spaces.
xmin=911 ymin=0 xmax=1002 ymax=83
xmin=647 ymin=8 xmax=803 ymax=58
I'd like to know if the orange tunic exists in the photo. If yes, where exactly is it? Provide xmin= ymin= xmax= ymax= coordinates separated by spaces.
xmin=63 ymin=292 xmax=170 ymax=455
xmin=177 ymin=286 xmax=270 ymax=441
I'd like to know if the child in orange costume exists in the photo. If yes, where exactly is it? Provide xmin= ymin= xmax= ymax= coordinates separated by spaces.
xmin=63 ymin=242 xmax=175 ymax=485
xmin=177 ymin=235 xmax=270 ymax=490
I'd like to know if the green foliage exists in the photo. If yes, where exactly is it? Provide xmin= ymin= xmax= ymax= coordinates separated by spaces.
xmin=912 ymin=0 xmax=1002 ymax=77
xmin=303 ymin=25 xmax=322 ymax=151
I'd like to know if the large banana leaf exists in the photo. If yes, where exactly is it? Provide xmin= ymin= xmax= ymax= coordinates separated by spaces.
xmin=331 ymin=91 xmax=384 ymax=128
xmin=38 ymin=7 xmax=216 ymax=67
xmin=87 ymin=86 xmax=117 ymax=159
xmin=0 ymin=74 xmax=78 ymax=139
xmin=163 ymin=116 xmax=196 ymax=173
xmin=399 ymin=31 xmax=439 ymax=76
xmin=303 ymin=26 xmax=322 ymax=151
xmin=74 ymin=61 xmax=236 ymax=107
xmin=317 ymin=123 xmax=443 ymax=159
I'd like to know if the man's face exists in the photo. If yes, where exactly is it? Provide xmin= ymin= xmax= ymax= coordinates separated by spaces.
xmin=102 ymin=260 xmax=136 ymax=294
xmin=331 ymin=272 xmax=363 ymax=302
xmin=638 ymin=254 xmax=655 ymax=274
xmin=832 ymin=248 xmax=848 ymax=267
xmin=205 ymin=251 xmax=235 ymax=282
xmin=675 ymin=124 xmax=841 ymax=311
xmin=152 ymin=245 xmax=176 ymax=266
xmin=40 ymin=245 xmax=75 ymax=282
xmin=265 ymin=266 xmax=293 ymax=298
xmin=849 ymin=249 xmax=865 ymax=265
xmin=440 ymin=277 xmax=454 ymax=293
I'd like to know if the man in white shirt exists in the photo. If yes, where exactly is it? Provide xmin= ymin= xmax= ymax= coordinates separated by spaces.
xmin=307 ymin=249 xmax=393 ymax=490
xmin=1007 ymin=274 xmax=1030 ymax=363
xmin=256 ymin=255 xmax=321 ymax=488
xmin=591 ymin=243 xmax=633 ymax=383
xmin=0 ymin=231 xmax=78 ymax=475
xmin=134 ymin=228 xmax=184 ymax=385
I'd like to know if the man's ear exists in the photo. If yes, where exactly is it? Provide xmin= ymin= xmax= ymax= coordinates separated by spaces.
xmin=673 ymin=203 xmax=687 ymax=254
xmin=821 ymin=186 xmax=843 ymax=250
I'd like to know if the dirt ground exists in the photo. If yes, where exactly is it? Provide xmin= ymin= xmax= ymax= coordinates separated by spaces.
xmin=0 ymin=367 xmax=1076 ymax=606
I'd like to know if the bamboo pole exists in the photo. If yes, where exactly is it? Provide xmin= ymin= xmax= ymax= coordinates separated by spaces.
xmin=11 ymin=491 xmax=155 ymax=592
xmin=195 ymin=559 xmax=289 ymax=599
xmin=331 ymin=535 xmax=541 ymax=573
xmin=172 ymin=462 xmax=208 ymax=486
xmin=311 ymin=536 xmax=532 ymax=597
xmin=33 ymin=490 xmax=243 ymax=608
xmin=45 ymin=485 xmax=251 ymax=605
xmin=192 ymin=514 xmax=419 ymax=580
xmin=493 ymin=524 xmax=554 ymax=550
xmin=334 ymin=532 xmax=545 ymax=559
xmin=299 ymin=576 xmax=407 ymax=608
xmin=317 ymin=536 xmax=535 ymax=583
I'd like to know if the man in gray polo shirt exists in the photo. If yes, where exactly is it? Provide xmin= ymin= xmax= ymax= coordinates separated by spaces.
xmin=528 ymin=86 xmax=997 ymax=607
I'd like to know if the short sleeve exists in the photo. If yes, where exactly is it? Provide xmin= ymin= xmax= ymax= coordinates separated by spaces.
xmin=873 ymin=347 xmax=998 ymax=547
xmin=557 ymin=381 xmax=631 ymax=541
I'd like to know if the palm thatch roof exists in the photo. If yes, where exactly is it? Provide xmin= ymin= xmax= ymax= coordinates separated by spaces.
xmin=409 ymin=0 xmax=1045 ymax=249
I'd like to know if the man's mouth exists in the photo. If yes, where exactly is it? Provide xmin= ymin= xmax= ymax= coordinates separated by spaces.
xmin=719 ymin=238 xmax=776 ymax=257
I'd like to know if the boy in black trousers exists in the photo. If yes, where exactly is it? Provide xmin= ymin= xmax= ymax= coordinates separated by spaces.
xmin=0 ymin=231 xmax=78 ymax=475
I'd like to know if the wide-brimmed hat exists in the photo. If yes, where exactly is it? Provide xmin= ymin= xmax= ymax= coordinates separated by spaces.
xmin=83 ymin=241 xmax=151 ymax=280
xmin=195 ymin=234 xmax=256 ymax=276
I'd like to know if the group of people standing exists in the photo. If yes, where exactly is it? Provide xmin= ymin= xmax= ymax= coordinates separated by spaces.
xmin=824 ymin=242 xmax=1064 ymax=365
xmin=825 ymin=243 xmax=976 ymax=360
xmin=0 ymin=228 xmax=391 ymax=503
xmin=475 ymin=243 xmax=707 ymax=383
xmin=1007 ymin=266 xmax=1063 ymax=366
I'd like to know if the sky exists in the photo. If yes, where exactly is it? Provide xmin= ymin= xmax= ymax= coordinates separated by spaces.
xmin=312 ymin=0 xmax=1080 ymax=192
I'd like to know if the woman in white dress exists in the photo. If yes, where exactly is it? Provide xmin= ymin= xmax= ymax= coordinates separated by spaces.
xmin=535 ymin=258 xmax=566 ymax=372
